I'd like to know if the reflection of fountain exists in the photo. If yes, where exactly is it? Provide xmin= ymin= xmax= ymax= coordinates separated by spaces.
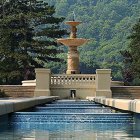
xmin=57 ymin=21 xmax=89 ymax=74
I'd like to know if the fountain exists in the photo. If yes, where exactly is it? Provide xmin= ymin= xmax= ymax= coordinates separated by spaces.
xmin=57 ymin=17 xmax=89 ymax=74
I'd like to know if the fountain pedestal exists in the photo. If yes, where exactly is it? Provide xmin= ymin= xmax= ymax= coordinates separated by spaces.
xmin=67 ymin=46 xmax=79 ymax=74
xmin=57 ymin=21 xmax=89 ymax=74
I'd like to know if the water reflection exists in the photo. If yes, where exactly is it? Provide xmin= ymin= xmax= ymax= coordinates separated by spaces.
xmin=0 ymin=123 xmax=139 ymax=140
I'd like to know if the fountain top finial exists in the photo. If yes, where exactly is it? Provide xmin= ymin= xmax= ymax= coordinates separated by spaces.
xmin=72 ymin=11 xmax=76 ymax=21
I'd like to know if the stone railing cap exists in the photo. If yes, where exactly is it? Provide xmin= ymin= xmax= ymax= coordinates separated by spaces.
xmin=35 ymin=68 xmax=51 ymax=73
xmin=96 ymin=69 xmax=111 ymax=74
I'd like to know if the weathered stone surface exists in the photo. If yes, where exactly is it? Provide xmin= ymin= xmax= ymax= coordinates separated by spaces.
xmin=0 ymin=85 xmax=35 ymax=97
xmin=112 ymin=86 xmax=140 ymax=99
xmin=0 ymin=96 xmax=59 ymax=115
xmin=86 ymin=96 xmax=140 ymax=113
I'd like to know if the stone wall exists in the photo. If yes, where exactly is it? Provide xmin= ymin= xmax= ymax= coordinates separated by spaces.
xmin=112 ymin=86 xmax=140 ymax=99
xmin=1 ymin=85 xmax=140 ymax=99
xmin=0 ymin=86 xmax=35 ymax=98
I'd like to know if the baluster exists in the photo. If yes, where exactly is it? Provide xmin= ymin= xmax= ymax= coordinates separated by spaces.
xmin=85 ymin=76 xmax=87 ymax=84
xmin=93 ymin=75 xmax=96 ymax=83
xmin=51 ymin=76 xmax=54 ymax=85
xmin=81 ymin=76 xmax=83 ymax=84
xmin=89 ymin=76 xmax=92 ymax=84
xmin=55 ymin=76 xmax=58 ymax=85
xmin=86 ymin=76 xmax=88 ymax=84
xmin=51 ymin=76 xmax=52 ymax=85
xmin=91 ymin=76 xmax=93 ymax=83
xmin=84 ymin=76 xmax=86 ymax=83
xmin=70 ymin=76 xmax=73 ymax=85
xmin=66 ymin=75 xmax=68 ymax=85
xmin=75 ymin=76 xmax=78 ymax=84
xmin=92 ymin=76 xmax=94 ymax=82
xmin=68 ymin=75 xmax=71 ymax=85
xmin=56 ymin=76 xmax=58 ymax=85
xmin=59 ymin=76 xmax=62 ymax=85
xmin=62 ymin=76 xmax=64 ymax=85
xmin=79 ymin=76 xmax=82 ymax=84
xmin=73 ymin=76 xmax=76 ymax=84
xmin=90 ymin=76 xmax=92 ymax=84
xmin=65 ymin=75 xmax=67 ymax=85
xmin=76 ymin=76 xmax=78 ymax=84
xmin=53 ymin=76 xmax=55 ymax=85
xmin=63 ymin=75 xmax=65 ymax=85
xmin=85 ymin=76 xmax=88 ymax=84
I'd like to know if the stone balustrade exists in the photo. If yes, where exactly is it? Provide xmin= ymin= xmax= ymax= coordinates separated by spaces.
xmin=51 ymin=74 xmax=96 ymax=86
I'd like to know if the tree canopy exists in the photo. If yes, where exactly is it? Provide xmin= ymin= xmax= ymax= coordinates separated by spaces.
xmin=0 ymin=0 xmax=66 ymax=84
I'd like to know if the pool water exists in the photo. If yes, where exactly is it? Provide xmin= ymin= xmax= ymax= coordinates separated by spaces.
xmin=0 ymin=100 xmax=140 ymax=140
xmin=0 ymin=122 xmax=139 ymax=140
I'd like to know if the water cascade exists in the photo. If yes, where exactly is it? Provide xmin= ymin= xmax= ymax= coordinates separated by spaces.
xmin=10 ymin=100 xmax=133 ymax=124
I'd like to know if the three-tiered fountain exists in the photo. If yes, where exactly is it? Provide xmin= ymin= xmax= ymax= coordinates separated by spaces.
xmin=57 ymin=19 xmax=89 ymax=74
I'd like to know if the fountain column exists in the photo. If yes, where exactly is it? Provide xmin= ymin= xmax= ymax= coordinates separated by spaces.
xmin=67 ymin=46 xmax=80 ymax=74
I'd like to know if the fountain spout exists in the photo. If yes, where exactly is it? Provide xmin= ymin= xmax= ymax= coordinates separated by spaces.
xmin=72 ymin=11 xmax=76 ymax=21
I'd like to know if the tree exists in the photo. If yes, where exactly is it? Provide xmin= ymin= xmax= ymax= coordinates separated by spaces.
xmin=120 ymin=50 xmax=133 ymax=85
xmin=121 ymin=19 xmax=140 ymax=85
xmin=0 ymin=0 xmax=66 ymax=84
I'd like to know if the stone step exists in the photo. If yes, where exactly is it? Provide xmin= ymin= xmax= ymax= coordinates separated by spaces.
xmin=44 ymin=104 xmax=102 ymax=107
xmin=11 ymin=113 xmax=133 ymax=123
xmin=53 ymin=101 xmax=94 ymax=104
xmin=34 ymin=107 xmax=112 ymax=113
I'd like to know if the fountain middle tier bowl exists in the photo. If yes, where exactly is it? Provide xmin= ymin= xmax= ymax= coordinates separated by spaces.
xmin=57 ymin=38 xmax=89 ymax=47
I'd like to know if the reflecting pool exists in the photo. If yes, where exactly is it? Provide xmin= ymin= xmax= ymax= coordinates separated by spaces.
xmin=0 ymin=100 xmax=140 ymax=140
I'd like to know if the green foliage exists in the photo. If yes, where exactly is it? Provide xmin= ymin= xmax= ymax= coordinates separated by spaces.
xmin=46 ymin=0 xmax=140 ymax=80
xmin=122 ymin=19 xmax=140 ymax=85
xmin=0 ymin=0 xmax=66 ymax=84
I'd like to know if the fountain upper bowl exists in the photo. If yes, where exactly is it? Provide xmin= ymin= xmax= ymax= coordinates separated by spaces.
xmin=65 ymin=21 xmax=82 ymax=26
xmin=57 ymin=38 xmax=89 ymax=47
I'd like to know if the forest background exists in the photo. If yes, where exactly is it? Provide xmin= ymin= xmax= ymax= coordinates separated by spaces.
xmin=46 ymin=0 xmax=140 ymax=81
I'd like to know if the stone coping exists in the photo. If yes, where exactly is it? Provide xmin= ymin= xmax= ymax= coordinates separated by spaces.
xmin=86 ymin=96 xmax=140 ymax=113
xmin=22 ymin=80 xmax=36 ymax=86
xmin=111 ymin=86 xmax=140 ymax=88
xmin=96 ymin=69 xmax=111 ymax=74
xmin=21 ymin=80 xmax=124 ymax=87
xmin=0 ymin=96 xmax=59 ymax=116
xmin=35 ymin=69 xmax=51 ymax=73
